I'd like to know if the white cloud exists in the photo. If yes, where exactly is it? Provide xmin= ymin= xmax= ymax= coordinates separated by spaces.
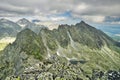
xmin=0 ymin=0 xmax=120 ymax=24
xmin=81 ymin=15 xmax=105 ymax=23
xmin=73 ymin=3 xmax=89 ymax=14
xmin=50 ymin=16 xmax=67 ymax=21
xmin=0 ymin=2 xmax=33 ymax=15
xmin=0 ymin=0 xmax=120 ymax=17
xmin=77 ymin=3 xmax=88 ymax=10
xmin=111 ymin=21 xmax=120 ymax=24
xmin=38 ymin=21 xmax=59 ymax=30
xmin=115 ymin=34 xmax=120 ymax=36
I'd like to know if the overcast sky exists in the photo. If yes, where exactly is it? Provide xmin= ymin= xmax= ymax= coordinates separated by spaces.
xmin=0 ymin=0 xmax=120 ymax=24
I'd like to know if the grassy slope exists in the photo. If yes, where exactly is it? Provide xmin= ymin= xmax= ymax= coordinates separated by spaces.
xmin=0 ymin=43 xmax=8 ymax=51
xmin=44 ymin=40 xmax=120 ymax=72
xmin=0 ymin=37 xmax=15 ymax=51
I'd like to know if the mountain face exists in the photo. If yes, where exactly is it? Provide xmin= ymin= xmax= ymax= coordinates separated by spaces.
xmin=0 ymin=21 xmax=120 ymax=80
xmin=16 ymin=18 xmax=31 ymax=28
xmin=0 ymin=18 xmax=46 ymax=39
xmin=0 ymin=18 xmax=21 ymax=39
xmin=17 ymin=18 xmax=47 ymax=34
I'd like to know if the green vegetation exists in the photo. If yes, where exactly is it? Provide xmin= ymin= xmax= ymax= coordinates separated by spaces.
xmin=16 ymin=28 xmax=47 ymax=60
xmin=0 ymin=21 xmax=120 ymax=80
xmin=0 ymin=43 xmax=8 ymax=51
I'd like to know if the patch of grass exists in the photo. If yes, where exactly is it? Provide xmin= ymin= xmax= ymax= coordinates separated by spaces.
xmin=0 ymin=43 xmax=8 ymax=51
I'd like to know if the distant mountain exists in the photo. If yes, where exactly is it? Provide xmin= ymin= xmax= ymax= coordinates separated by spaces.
xmin=95 ymin=25 xmax=120 ymax=42
xmin=17 ymin=18 xmax=47 ymax=34
xmin=0 ymin=21 xmax=120 ymax=79
xmin=0 ymin=18 xmax=47 ymax=39
xmin=16 ymin=18 xmax=31 ymax=28
xmin=0 ymin=18 xmax=21 ymax=39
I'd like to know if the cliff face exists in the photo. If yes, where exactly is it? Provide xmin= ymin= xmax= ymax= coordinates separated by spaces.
xmin=0 ymin=21 xmax=120 ymax=80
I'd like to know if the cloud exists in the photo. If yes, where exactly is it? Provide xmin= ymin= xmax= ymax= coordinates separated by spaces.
xmin=115 ymin=34 xmax=120 ymax=36
xmin=0 ymin=0 xmax=120 ymax=16
xmin=81 ymin=15 xmax=105 ymax=23
xmin=0 ymin=0 xmax=120 ymax=23
xmin=49 ymin=16 xmax=67 ymax=21
xmin=104 ymin=16 xmax=120 ymax=24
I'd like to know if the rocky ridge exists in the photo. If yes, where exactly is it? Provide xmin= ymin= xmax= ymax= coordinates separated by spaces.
xmin=0 ymin=21 xmax=120 ymax=80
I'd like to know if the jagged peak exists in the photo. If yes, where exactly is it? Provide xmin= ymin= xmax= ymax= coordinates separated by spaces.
xmin=80 ymin=20 xmax=86 ymax=24
xmin=75 ymin=21 xmax=97 ymax=30
xmin=75 ymin=20 xmax=87 ymax=26
xmin=17 ymin=18 xmax=31 ymax=24
xmin=57 ymin=21 xmax=89 ymax=30
xmin=58 ymin=24 xmax=70 ymax=30
xmin=58 ymin=21 xmax=87 ymax=29
xmin=18 ymin=18 xmax=30 ymax=22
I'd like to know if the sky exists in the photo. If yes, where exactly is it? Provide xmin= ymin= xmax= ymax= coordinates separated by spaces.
xmin=0 ymin=0 xmax=120 ymax=25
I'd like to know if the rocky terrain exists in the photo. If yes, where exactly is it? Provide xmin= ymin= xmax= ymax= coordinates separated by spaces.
xmin=0 ymin=21 xmax=120 ymax=80
xmin=4 ymin=55 xmax=120 ymax=80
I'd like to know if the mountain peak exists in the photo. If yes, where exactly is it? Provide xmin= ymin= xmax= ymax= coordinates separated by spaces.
xmin=17 ymin=18 xmax=31 ymax=28
xmin=0 ymin=18 xmax=10 ymax=22
xmin=18 ymin=18 xmax=30 ymax=22
xmin=77 ymin=20 xmax=86 ymax=25
xmin=17 ymin=18 xmax=30 ymax=23
xmin=80 ymin=20 xmax=86 ymax=24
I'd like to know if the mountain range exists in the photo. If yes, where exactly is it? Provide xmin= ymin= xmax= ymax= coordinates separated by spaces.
xmin=0 ymin=21 xmax=120 ymax=80
xmin=0 ymin=18 xmax=46 ymax=39
xmin=95 ymin=25 xmax=120 ymax=42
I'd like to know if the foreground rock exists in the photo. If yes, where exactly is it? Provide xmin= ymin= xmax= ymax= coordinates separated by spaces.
xmin=4 ymin=55 xmax=120 ymax=80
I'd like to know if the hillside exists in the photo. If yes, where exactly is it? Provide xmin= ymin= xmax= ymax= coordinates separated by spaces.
xmin=0 ymin=18 xmax=21 ymax=39
xmin=0 ymin=18 xmax=47 ymax=39
xmin=0 ymin=21 xmax=120 ymax=80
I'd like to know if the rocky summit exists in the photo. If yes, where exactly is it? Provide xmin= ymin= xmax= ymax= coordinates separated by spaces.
xmin=0 ymin=21 xmax=120 ymax=80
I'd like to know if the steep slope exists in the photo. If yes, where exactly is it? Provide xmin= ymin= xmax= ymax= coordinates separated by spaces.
xmin=38 ymin=21 xmax=116 ymax=50
xmin=37 ymin=21 xmax=120 ymax=70
xmin=0 ymin=18 xmax=21 ymax=39
xmin=0 ymin=29 xmax=46 ymax=79
xmin=0 ymin=21 xmax=120 ymax=80
xmin=14 ymin=28 xmax=47 ymax=60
